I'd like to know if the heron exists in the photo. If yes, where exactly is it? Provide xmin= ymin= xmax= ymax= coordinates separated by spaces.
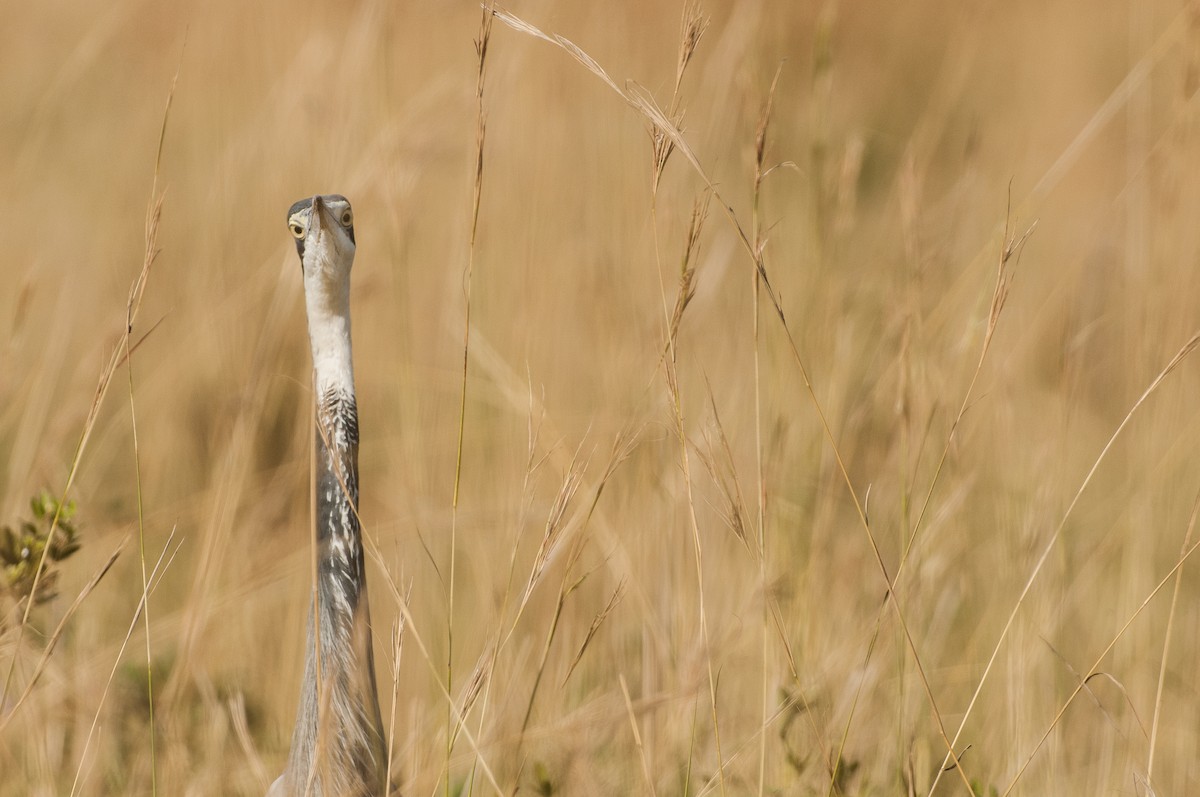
xmin=269 ymin=194 xmax=388 ymax=797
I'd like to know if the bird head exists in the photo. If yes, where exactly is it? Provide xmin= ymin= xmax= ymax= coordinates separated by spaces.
xmin=287 ymin=194 xmax=356 ymax=287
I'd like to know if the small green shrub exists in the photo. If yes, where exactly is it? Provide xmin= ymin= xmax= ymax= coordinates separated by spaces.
xmin=0 ymin=490 xmax=82 ymax=626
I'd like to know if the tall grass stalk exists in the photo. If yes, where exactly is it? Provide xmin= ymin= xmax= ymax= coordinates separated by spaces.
xmin=445 ymin=5 xmax=493 ymax=793
xmin=491 ymin=7 xmax=977 ymax=791
xmin=68 ymin=528 xmax=179 ymax=796
xmin=124 ymin=59 xmax=182 ymax=796
xmin=1145 ymin=491 xmax=1200 ymax=786
xmin=924 ymin=331 xmax=1200 ymax=795
xmin=1001 ymin=518 xmax=1200 ymax=795
xmin=750 ymin=62 xmax=783 ymax=797
xmin=0 ymin=68 xmax=176 ymax=779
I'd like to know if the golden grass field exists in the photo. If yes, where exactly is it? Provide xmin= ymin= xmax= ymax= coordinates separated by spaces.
xmin=4 ymin=1 xmax=1200 ymax=794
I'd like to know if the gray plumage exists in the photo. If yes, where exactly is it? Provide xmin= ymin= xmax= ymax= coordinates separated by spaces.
xmin=271 ymin=195 xmax=387 ymax=797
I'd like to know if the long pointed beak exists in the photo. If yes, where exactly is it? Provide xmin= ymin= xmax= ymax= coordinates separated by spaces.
xmin=308 ymin=194 xmax=325 ymax=241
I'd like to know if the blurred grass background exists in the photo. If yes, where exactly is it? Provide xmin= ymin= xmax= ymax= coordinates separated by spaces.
xmin=4 ymin=0 xmax=1200 ymax=794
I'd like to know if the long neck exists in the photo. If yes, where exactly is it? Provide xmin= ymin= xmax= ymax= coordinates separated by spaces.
xmin=282 ymin=287 xmax=387 ymax=796
xmin=307 ymin=302 xmax=361 ymax=595
xmin=305 ymin=269 xmax=355 ymax=400
xmin=304 ymin=278 xmax=362 ymax=610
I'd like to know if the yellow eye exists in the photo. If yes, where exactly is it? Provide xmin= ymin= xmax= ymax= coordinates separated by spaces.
xmin=289 ymin=223 xmax=304 ymax=239
xmin=340 ymin=210 xmax=353 ymax=227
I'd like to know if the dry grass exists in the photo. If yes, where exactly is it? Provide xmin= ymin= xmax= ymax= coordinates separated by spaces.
xmin=4 ymin=1 xmax=1200 ymax=794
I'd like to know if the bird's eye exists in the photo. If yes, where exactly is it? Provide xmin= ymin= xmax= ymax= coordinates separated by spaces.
xmin=340 ymin=210 xmax=353 ymax=227
xmin=289 ymin=223 xmax=305 ymax=239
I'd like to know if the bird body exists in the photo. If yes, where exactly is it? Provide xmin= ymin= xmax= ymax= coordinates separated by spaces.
xmin=271 ymin=195 xmax=387 ymax=797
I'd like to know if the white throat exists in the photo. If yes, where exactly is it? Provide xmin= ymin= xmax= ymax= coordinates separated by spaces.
xmin=303 ymin=263 xmax=355 ymax=398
